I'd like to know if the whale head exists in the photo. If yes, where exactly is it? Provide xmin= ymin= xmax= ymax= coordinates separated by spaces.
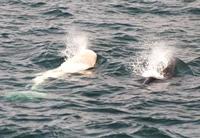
xmin=162 ymin=57 xmax=176 ymax=79
xmin=143 ymin=57 xmax=177 ymax=84
xmin=67 ymin=49 xmax=97 ymax=69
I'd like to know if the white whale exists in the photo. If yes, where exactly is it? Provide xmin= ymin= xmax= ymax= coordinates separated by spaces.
xmin=33 ymin=49 xmax=97 ymax=85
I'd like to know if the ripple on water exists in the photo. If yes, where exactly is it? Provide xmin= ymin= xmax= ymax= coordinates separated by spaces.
xmin=132 ymin=125 xmax=173 ymax=138
xmin=30 ymin=2 xmax=46 ymax=8
xmin=43 ymin=9 xmax=73 ymax=17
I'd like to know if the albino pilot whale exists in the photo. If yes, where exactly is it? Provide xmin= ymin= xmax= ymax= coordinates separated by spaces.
xmin=33 ymin=49 xmax=97 ymax=85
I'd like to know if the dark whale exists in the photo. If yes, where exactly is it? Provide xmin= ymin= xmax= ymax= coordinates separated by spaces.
xmin=143 ymin=57 xmax=193 ymax=84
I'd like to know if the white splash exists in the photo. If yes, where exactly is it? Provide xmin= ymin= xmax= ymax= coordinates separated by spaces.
xmin=33 ymin=31 xmax=97 ymax=86
xmin=132 ymin=41 xmax=175 ymax=79
xmin=62 ymin=31 xmax=89 ymax=58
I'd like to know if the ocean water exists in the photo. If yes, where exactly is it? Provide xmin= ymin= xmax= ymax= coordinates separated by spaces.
xmin=0 ymin=0 xmax=200 ymax=138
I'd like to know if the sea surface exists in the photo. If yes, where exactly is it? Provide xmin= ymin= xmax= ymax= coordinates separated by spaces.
xmin=0 ymin=0 xmax=200 ymax=138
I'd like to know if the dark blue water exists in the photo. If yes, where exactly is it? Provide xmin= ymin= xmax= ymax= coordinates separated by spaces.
xmin=0 ymin=0 xmax=200 ymax=138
